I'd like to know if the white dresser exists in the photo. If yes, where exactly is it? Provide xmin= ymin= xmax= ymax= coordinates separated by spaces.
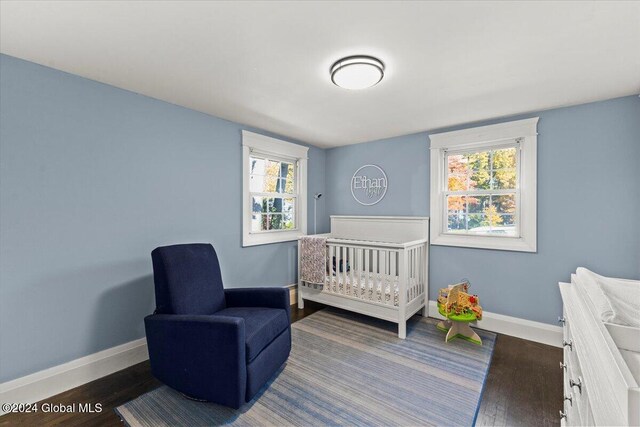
xmin=559 ymin=280 xmax=640 ymax=426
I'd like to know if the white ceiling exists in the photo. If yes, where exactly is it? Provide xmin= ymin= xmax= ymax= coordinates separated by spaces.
xmin=1 ymin=1 xmax=639 ymax=148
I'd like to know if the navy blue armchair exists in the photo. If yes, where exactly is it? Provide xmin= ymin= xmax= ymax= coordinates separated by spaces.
xmin=144 ymin=243 xmax=291 ymax=408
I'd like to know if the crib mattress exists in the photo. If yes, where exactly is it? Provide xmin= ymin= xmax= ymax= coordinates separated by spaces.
xmin=323 ymin=273 xmax=417 ymax=307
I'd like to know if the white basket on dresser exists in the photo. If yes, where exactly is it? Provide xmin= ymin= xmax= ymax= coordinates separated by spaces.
xmin=559 ymin=280 xmax=640 ymax=426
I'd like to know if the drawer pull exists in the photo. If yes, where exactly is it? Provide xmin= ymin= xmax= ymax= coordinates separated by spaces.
xmin=569 ymin=377 xmax=582 ymax=393
xmin=559 ymin=410 xmax=567 ymax=420
xmin=559 ymin=361 xmax=567 ymax=370
xmin=563 ymin=340 xmax=573 ymax=350
xmin=564 ymin=394 xmax=573 ymax=405
xmin=558 ymin=316 xmax=566 ymax=325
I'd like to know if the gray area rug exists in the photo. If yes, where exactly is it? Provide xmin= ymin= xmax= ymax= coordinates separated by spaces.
xmin=117 ymin=308 xmax=496 ymax=426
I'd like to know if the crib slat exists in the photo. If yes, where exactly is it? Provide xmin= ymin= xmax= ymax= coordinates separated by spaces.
xmin=389 ymin=251 xmax=394 ymax=306
xmin=390 ymin=251 xmax=396 ymax=278
xmin=423 ymin=244 xmax=427 ymax=295
xmin=369 ymin=249 xmax=372 ymax=299
xmin=379 ymin=250 xmax=383 ymax=305
xmin=415 ymin=247 xmax=419 ymax=299
xmin=422 ymin=245 xmax=425 ymax=295
xmin=386 ymin=250 xmax=390 ymax=305
xmin=357 ymin=247 xmax=363 ymax=298
xmin=380 ymin=250 xmax=385 ymax=305
xmin=349 ymin=247 xmax=354 ymax=297
xmin=387 ymin=251 xmax=393 ymax=306
xmin=381 ymin=250 xmax=387 ymax=305
xmin=335 ymin=245 xmax=340 ymax=294
xmin=336 ymin=245 xmax=340 ymax=294
xmin=336 ymin=246 xmax=344 ymax=294
xmin=344 ymin=246 xmax=349 ymax=296
xmin=364 ymin=249 xmax=370 ymax=300
xmin=329 ymin=245 xmax=335 ymax=293
xmin=414 ymin=246 xmax=421 ymax=298
xmin=391 ymin=251 xmax=395 ymax=306
xmin=424 ymin=244 xmax=427 ymax=295
xmin=373 ymin=249 xmax=380 ymax=303
xmin=380 ymin=251 xmax=391 ymax=304
xmin=417 ymin=246 xmax=421 ymax=295
xmin=372 ymin=249 xmax=378 ymax=302
xmin=340 ymin=246 xmax=347 ymax=295
xmin=409 ymin=249 xmax=412 ymax=301
xmin=418 ymin=246 xmax=423 ymax=296
xmin=416 ymin=248 xmax=420 ymax=300
xmin=409 ymin=248 xmax=413 ymax=301
xmin=420 ymin=245 xmax=424 ymax=294
xmin=407 ymin=249 xmax=416 ymax=302
xmin=337 ymin=245 xmax=341 ymax=295
xmin=330 ymin=245 xmax=335 ymax=293
xmin=356 ymin=249 xmax=364 ymax=297
xmin=342 ymin=246 xmax=348 ymax=296
xmin=373 ymin=249 xmax=378 ymax=275
xmin=413 ymin=247 xmax=417 ymax=300
xmin=386 ymin=250 xmax=391 ymax=305
xmin=352 ymin=247 xmax=357 ymax=297
xmin=386 ymin=250 xmax=389 ymax=276
xmin=384 ymin=250 xmax=389 ymax=305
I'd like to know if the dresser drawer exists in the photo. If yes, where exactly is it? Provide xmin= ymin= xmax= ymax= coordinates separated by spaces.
xmin=562 ymin=321 xmax=587 ymax=426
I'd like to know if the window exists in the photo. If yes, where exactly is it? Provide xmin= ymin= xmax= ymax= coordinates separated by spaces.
xmin=429 ymin=118 xmax=538 ymax=252
xmin=249 ymin=156 xmax=296 ymax=232
xmin=446 ymin=145 xmax=518 ymax=236
xmin=242 ymin=131 xmax=308 ymax=246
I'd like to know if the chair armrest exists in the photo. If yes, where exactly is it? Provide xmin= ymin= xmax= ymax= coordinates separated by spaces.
xmin=144 ymin=314 xmax=246 ymax=407
xmin=224 ymin=287 xmax=290 ymax=311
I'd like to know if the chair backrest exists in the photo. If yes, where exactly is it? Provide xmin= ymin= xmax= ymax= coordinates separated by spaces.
xmin=151 ymin=243 xmax=226 ymax=315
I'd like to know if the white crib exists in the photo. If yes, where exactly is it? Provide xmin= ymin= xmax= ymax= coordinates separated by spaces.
xmin=297 ymin=216 xmax=429 ymax=339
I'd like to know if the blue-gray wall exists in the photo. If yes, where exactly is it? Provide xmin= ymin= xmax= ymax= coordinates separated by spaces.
xmin=0 ymin=54 xmax=328 ymax=382
xmin=2 ymin=51 xmax=638 ymax=384
xmin=326 ymin=96 xmax=640 ymax=325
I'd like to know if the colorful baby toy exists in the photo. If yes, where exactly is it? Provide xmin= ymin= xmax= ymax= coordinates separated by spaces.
xmin=436 ymin=280 xmax=483 ymax=345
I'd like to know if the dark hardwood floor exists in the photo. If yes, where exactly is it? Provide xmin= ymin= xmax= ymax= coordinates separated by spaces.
xmin=0 ymin=301 xmax=562 ymax=426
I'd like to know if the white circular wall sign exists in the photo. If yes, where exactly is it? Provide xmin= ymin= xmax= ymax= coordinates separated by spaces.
xmin=351 ymin=164 xmax=388 ymax=206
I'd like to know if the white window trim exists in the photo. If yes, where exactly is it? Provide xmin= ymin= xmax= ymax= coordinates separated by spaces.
xmin=242 ymin=130 xmax=308 ymax=247
xmin=429 ymin=117 xmax=538 ymax=252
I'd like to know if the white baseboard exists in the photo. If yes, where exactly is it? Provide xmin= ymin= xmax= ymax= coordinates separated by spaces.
xmin=428 ymin=300 xmax=562 ymax=348
xmin=0 ymin=338 xmax=148 ymax=415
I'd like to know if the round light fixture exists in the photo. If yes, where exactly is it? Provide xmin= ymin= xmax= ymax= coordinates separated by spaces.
xmin=330 ymin=56 xmax=384 ymax=90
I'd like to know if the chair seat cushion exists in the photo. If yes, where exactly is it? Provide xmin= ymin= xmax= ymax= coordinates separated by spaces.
xmin=214 ymin=307 xmax=289 ymax=362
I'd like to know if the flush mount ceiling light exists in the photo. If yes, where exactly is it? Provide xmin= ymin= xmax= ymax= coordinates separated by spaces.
xmin=330 ymin=56 xmax=384 ymax=90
